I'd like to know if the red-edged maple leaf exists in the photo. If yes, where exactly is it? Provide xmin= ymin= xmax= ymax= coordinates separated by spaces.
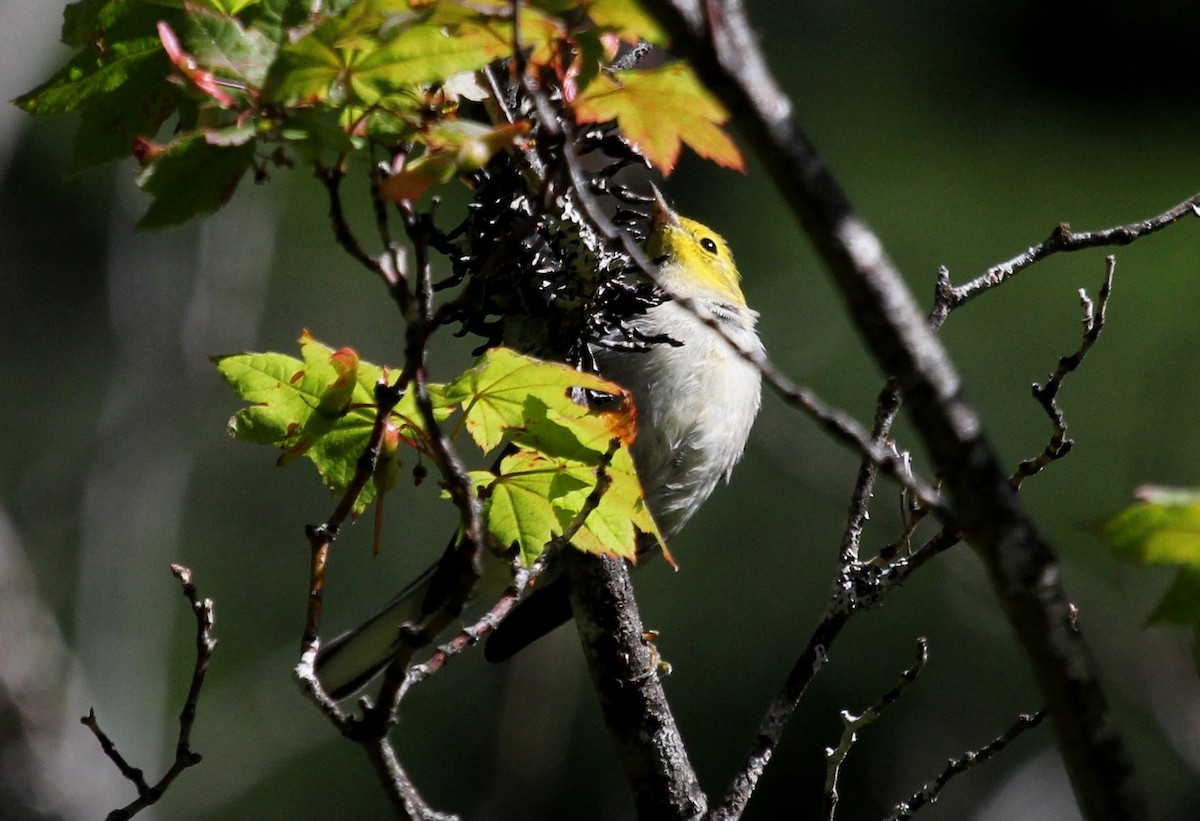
xmin=572 ymin=62 xmax=743 ymax=175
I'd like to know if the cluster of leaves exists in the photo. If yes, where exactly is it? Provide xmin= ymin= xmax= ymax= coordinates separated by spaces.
xmin=215 ymin=332 xmax=661 ymax=564
xmin=1098 ymin=486 xmax=1200 ymax=669
xmin=16 ymin=0 xmax=742 ymax=228
xmin=14 ymin=0 xmax=750 ymax=569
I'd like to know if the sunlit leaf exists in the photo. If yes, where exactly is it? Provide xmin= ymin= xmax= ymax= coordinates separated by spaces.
xmin=214 ymin=332 xmax=436 ymax=516
xmin=573 ymin=61 xmax=743 ymax=174
xmin=263 ymin=8 xmax=507 ymax=107
xmin=588 ymin=0 xmax=667 ymax=46
xmin=476 ymin=446 xmax=644 ymax=566
xmin=61 ymin=0 xmax=183 ymax=49
xmin=444 ymin=347 xmax=658 ymax=565
xmin=350 ymin=24 xmax=507 ymax=103
xmin=277 ymin=346 xmax=360 ymax=465
xmin=183 ymin=5 xmax=278 ymax=88
xmin=159 ymin=20 xmax=236 ymax=106
xmin=13 ymin=37 xmax=166 ymax=115
xmin=1098 ymin=485 xmax=1200 ymax=660
xmin=444 ymin=348 xmax=625 ymax=453
xmin=378 ymin=120 xmax=530 ymax=202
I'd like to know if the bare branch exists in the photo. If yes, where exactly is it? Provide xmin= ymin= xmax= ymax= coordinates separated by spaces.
xmin=825 ymin=639 xmax=929 ymax=820
xmin=363 ymin=738 xmax=460 ymax=821
xmin=297 ymin=376 xmax=409 ymax=678
xmin=943 ymin=195 xmax=1200 ymax=313
xmin=83 ymin=565 xmax=216 ymax=820
xmin=886 ymin=710 xmax=1047 ymax=821
xmin=316 ymin=160 xmax=392 ymax=284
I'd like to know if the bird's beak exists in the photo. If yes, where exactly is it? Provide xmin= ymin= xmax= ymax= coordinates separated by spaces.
xmin=648 ymin=183 xmax=677 ymax=229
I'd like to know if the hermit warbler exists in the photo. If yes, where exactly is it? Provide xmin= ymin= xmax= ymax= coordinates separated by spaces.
xmin=315 ymin=189 xmax=763 ymax=697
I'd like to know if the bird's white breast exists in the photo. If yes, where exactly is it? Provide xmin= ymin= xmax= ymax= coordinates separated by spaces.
xmin=596 ymin=299 xmax=763 ymax=539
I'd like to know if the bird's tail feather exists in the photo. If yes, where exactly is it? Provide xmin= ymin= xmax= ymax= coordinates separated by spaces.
xmin=315 ymin=547 xmax=518 ymax=700
xmin=315 ymin=561 xmax=445 ymax=700
xmin=483 ymin=581 xmax=573 ymax=662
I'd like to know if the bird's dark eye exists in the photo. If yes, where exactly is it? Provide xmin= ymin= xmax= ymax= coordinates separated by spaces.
xmin=700 ymin=237 xmax=718 ymax=254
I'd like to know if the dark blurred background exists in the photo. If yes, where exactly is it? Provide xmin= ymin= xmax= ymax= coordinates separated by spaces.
xmin=2 ymin=1 xmax=1199 ymax=818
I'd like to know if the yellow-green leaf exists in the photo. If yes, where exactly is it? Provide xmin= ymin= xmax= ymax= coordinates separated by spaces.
xmin=444 ymin=348 xmax=625 ymax=453
xmin=378 ymin=120 xmax=530 ymax=202
xmin=478 ymin=446 xmax=648 ymax=566
xmin=1098 ymin=485 xmax=1200 ymax=641
xmin=1097 ymin=486 xmax=1200 ymax=566
xmin=264 ymin=6 xmax=508 ymax=107
xmin=588 ymin=0 xmax=667 ymax=46
xmin=213 ymin=330 xmax=438 ymax=516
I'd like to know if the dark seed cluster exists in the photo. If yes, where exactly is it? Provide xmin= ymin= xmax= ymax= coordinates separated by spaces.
xmin=437 ymin=120 xmax=667 ymax=372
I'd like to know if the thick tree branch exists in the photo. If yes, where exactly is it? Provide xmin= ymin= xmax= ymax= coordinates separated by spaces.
xmin=564 ymin=551 xmax=707 ymax=820
xmin=645 ymin=1 xmax=1148 ymax=818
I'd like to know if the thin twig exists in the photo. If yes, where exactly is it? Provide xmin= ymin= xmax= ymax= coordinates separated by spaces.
xmin=1012 ymin=257 xmax=1115 ymax=488
xmin=885 ymin=710 xmax=1047 ymax=821
xmin=887 ymin=257 xmax=1116 ymax=577
xmin=825 ymin=639 xmax=929 ymax=821
xmin=366 ymin=737 xmax=461 ymax=821
xmin=317 ymin=161 xmax=390 ymax=283
xmin=711 ymin=609 xmax=848 ymax=821
xmin=298 ymin=378 xmax=408 ymax=662
xmin=83 ymin=565 xmax=216 ymax=820
xmin=349 ymin=206 xmax=490 ymax=742
xmin=81 ymin=710 xmax=148 ymax=794
xmin=856 ymin=193 xmax=1188 ymax=557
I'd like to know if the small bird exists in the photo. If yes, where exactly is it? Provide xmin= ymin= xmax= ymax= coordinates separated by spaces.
xmin=315 ymin=189 xmax=763 ymax=698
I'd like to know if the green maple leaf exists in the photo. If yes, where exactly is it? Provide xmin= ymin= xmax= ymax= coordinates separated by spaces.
xmin=214 ymin=331 xmax=440 ymax=515
xmin=474 ymin=445 xmax=649 ymax=566
xmin=263 ymin=5 xmax=507 ymax=107
xmin=573 ymin=61 xmax=743 ymax=175
xmin=449 ymin=349 xmax=660 ymax=565
xmin=183 ymin=5 xmax=278 ymax=88
xmin=444 ymin=347 xmax=627 ymax=454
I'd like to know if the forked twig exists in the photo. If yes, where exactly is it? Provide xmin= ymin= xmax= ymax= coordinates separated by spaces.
xmin=83 ymin=565 xmax=216 ymax=821
xmin=825 ymin=639 xmax=929 ymax=820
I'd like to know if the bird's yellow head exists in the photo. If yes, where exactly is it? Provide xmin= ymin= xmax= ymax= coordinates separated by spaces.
xmin=645 ymin=188 xmax=747 ymax=309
